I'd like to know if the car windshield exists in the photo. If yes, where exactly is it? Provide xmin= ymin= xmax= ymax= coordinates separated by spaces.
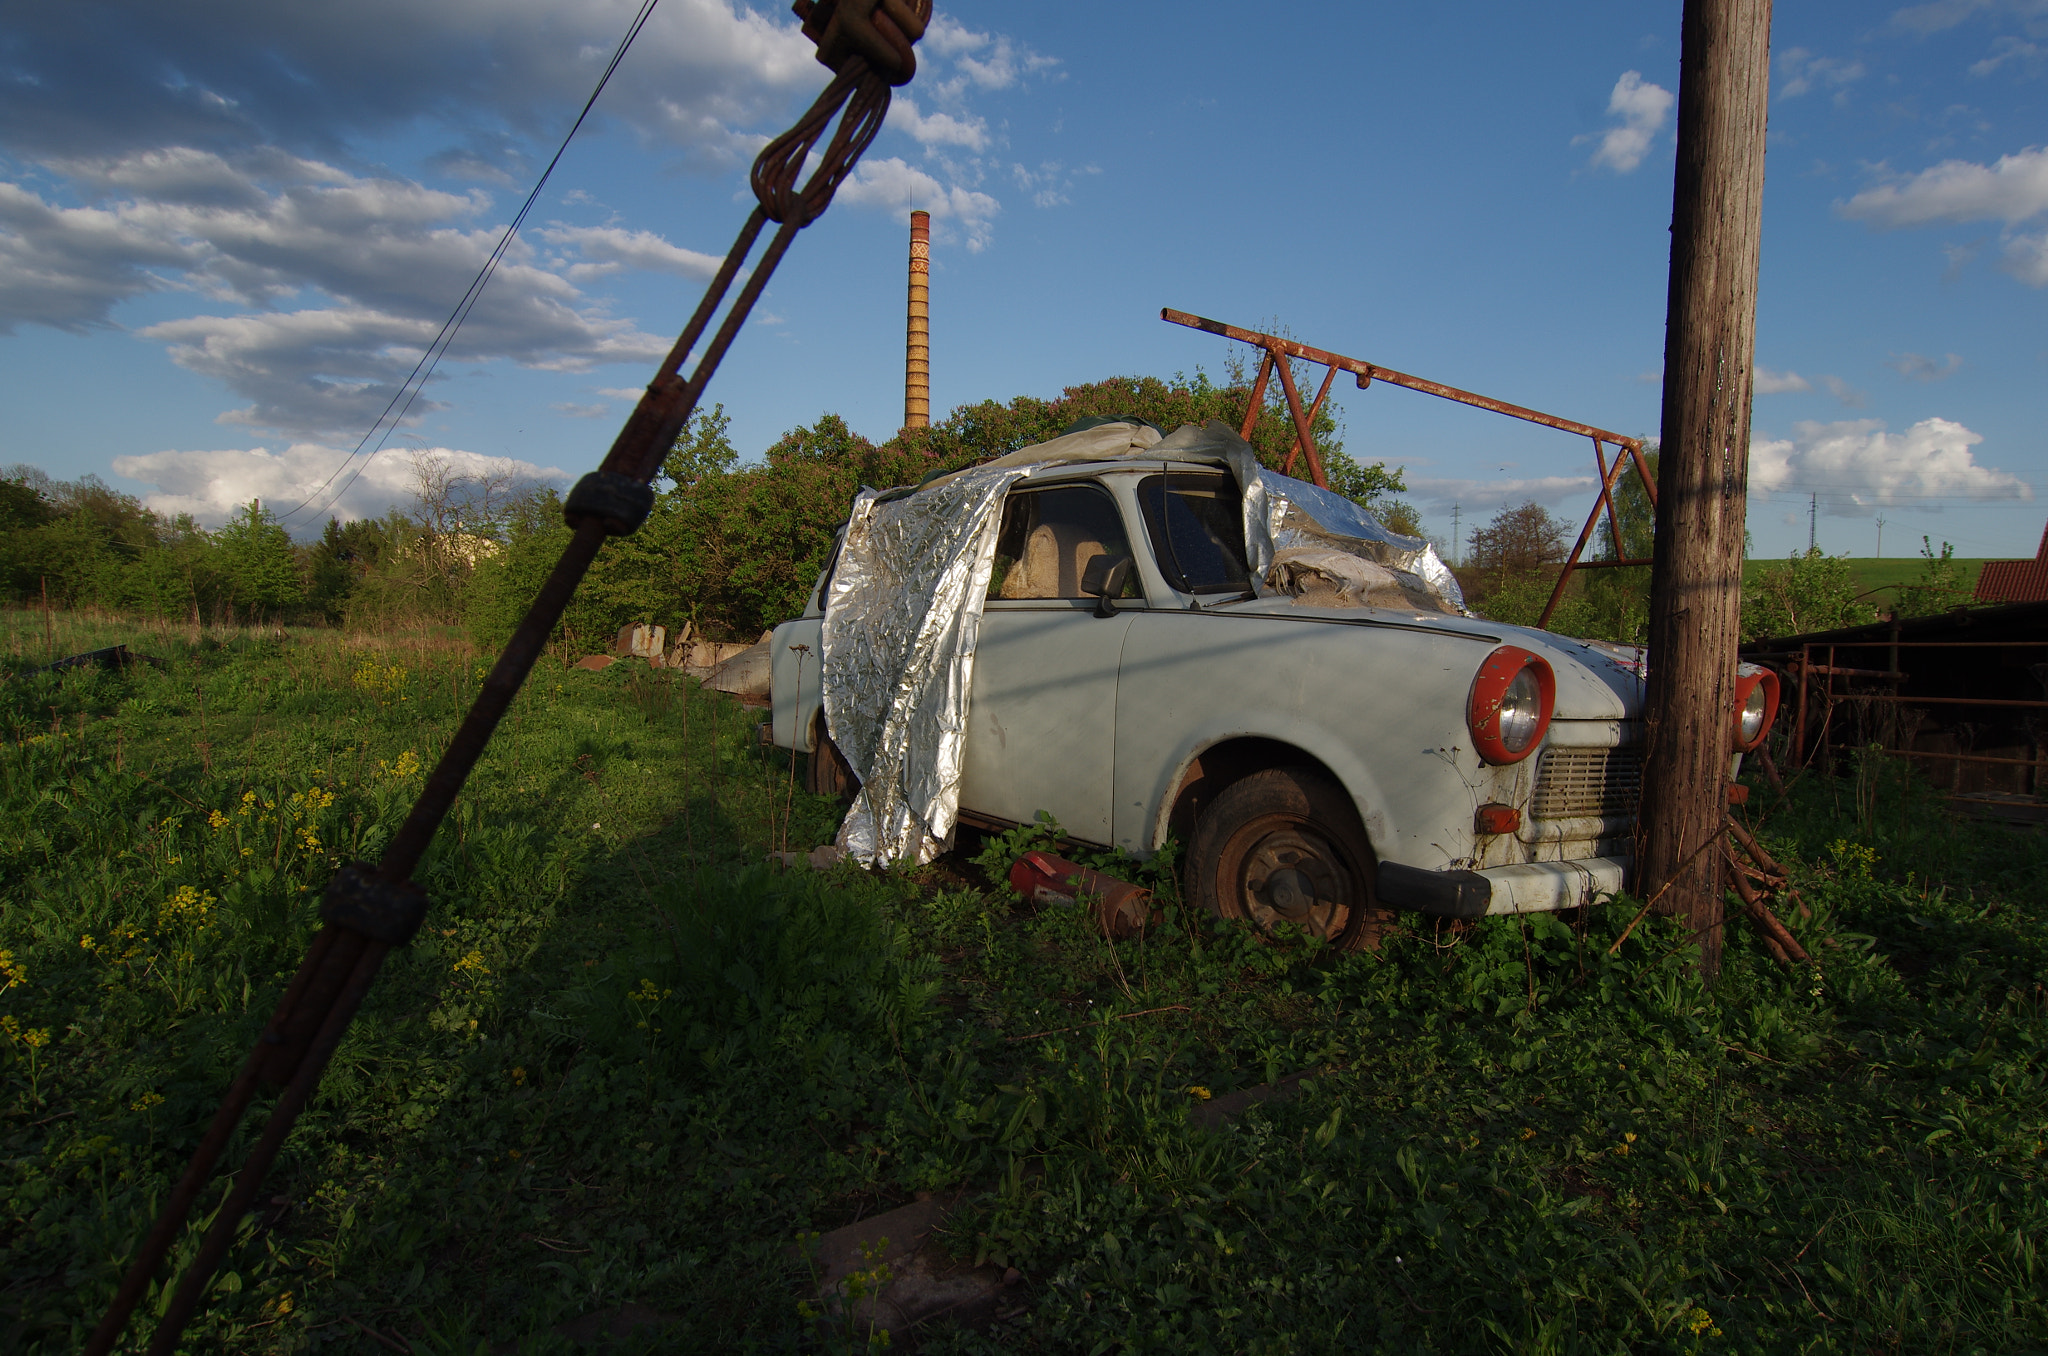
xmin=1138 ymin=472 xmax=1251 ymax=594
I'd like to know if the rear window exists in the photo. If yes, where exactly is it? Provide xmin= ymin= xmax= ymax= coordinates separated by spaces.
xmin=1138 ymin=473 xmax=1251 ymax=594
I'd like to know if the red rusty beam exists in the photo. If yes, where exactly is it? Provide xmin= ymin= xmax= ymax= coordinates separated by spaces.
xmin=1240 ymin=352 xmax=1275 ymax=443
xmin=1282 ymin=364 xmax=1340 ymax=479
xmin=1164 ymin=308 xmax=1639 ymax=449
xmin=1270 ymin=346 xmax=1330 ymax=488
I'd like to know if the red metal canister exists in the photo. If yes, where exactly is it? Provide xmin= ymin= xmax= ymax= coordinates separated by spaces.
xmin=1008 ymin=851 xmax=1153 ymax=939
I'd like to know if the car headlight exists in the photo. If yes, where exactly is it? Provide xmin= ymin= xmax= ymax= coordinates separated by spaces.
xmin=1731 ymin=670 xmax=1779 ymax=752
xmin=1468 ymin=646 xmax=1556 ymax=766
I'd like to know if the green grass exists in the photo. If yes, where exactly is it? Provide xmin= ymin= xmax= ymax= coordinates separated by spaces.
xmin=1 ymin=610 xmax=2043 ymax=1353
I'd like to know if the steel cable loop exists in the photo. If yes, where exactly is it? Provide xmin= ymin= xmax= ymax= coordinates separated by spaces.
xmin=84 ymin=4 xmax=928 ymax=1350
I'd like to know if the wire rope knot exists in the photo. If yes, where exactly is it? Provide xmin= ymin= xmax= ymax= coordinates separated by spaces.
xmin=794 ymin=0 xmax=927 ymax=85
xmin=753 ymin=0 xmax=929 ymax=225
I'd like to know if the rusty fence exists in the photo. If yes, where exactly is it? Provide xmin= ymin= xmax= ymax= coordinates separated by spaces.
xmin=1747 ymin=635 xmax=2048 ymax=818
xmin=1161 ymin=308 xmax=1655 ymax=626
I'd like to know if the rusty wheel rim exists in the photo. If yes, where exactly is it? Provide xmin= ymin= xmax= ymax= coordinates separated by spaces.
xmin=1222 ymin=814 xmax=1355 ymax=940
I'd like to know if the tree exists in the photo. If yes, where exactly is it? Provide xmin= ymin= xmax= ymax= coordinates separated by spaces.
xmin=214 ymin=500 xmax=303 ymax=617
xmin=1893 ymin=537 xmax=1967 ymax=618
xmin=1739 ymin=550 xmax=1874 ymax=641
xmin=1467 ymin=501 xmax=1568 ymax=582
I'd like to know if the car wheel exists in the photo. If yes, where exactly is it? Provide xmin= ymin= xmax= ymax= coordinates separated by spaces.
xmin=804 ymin=718 xmax=859 ymax=800
xmin=1189 ymin=767 xmax=1393 ymax=950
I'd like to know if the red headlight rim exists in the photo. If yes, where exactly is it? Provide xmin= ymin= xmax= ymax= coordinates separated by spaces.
xmin=1467 ymin=646 xmax=1556 ymax=765
xmin=1732 ymin=670 xmax=1781 ymax=752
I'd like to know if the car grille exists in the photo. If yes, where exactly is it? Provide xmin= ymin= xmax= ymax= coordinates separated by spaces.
xmin=1532 ymin=746 xmax=1642 ymax=820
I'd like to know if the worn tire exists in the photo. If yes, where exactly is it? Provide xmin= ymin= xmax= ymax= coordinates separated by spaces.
xmin=1188 ymin=767 xmax=1394 ymax=951
xmin=804 ymin=719 xmax=859 ymax=801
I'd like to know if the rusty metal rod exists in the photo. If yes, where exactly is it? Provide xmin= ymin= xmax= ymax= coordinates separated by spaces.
xmin=1281 ymin=363 xmax=1338 ymax=479
xmin=1163 ymin=308 xmax=1640 ymax=448
xmin=1270 ymin=345 xmax=1329 ymax=488
xmin=1880 ymin=748 xmax=2048 ymax=769
xmin=1240 ymin=352 xmax=1274 ymax=443
xmin=83 ymin=927 xmax=341 ymax=1353
xmin=1825 ymin=693 xmax=2048 ymax=709
xmin=146 ymin=937 xmax=390 ymax=1354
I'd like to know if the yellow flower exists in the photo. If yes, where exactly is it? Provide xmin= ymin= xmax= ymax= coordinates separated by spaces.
xmin=157 ymin=884 xmax=218 ymax=932
xmin=207 ymin=810 xmax=231 ymax=831
xmin=1520 ymin=1127 xmax=1536 ymax=1140
xmin=452 ymin=950 xmax=489 ymax=979
xmin=1186 ymin=1086 xmax=1212 ymax=1101
xmin=0 ymin=948 xmax=25 ymax=990
xmin=131 ymin=1091 xmax=165 ymax=1111
xmin=511 ymin=1066 xmax=527 ymax=1086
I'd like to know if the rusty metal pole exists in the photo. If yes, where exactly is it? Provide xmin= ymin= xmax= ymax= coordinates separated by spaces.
xmin=905 ymin=209 xmax=930 ymax=428
xmin=1638 ymin=0 xmax=1773 ymax=980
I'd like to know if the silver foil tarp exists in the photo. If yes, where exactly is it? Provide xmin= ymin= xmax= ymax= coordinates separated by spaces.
xmin=822 ymin=466 xmax=1028 ymax=866
xmin=819 ymin=418 xmax=1461 ymax=866
xmin=1155 ymin=421 xmax=1466 ymax=614
xmin=821 ymin=421 xmax=1166 ymax=866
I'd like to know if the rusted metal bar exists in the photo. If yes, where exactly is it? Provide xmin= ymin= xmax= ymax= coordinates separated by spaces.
xmin=1721 ymin=844 xmax=1809 ymax=965
xmin=1827 ymin=693 xmax=2048 ymax=710
xmin=1281 ymin=363 xmax=1340 ymax=479
xmin=1787 ymin=662 xmax=1902 ymax=679
xmin=1567 ymin=558 xmax=1656 ymax=569
xmin=1270 ymin=344 xmax=1329 ymax=489
xmin=1163 ymin=308 xmax=1639 ymax=446
xmin=1539 ymin=439 xmax=1636 ymax=627
xmin=1793 ymin=644 xmax=1809 ymax=767
xmin=1240 ymin=352 xmax=1274 ymax=443
xmin=1881 ymin=748 xmax=2048 ymax=768
xmin=1594 ymin=438 xmax=1629 ymax=561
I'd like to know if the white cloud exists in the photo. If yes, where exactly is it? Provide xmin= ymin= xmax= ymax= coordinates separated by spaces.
xmin=1778 ymin=48 xmax=1867 ymax=99
xmin=0 ymin=0 xmax=822 ymax=165
xmin=921 ymin=15 xmax=1058 ymax=98
xmin=838 ymin=157 xmax=1000 ymax=251
xmin=1583 ymin=71 xmax=1674 ymax=174
xmin=1818 ymin=374 xmax=1869 ymax=407
xmin=1890 ymin=0 xmax=1996 ymax=34
xmin=1970 ymin=35 xmax=2044 ymax=76
xmin=1406 ymin=474 xmax=1600 ymax=510
xmin=594 ymin=387 xmax=643 ymax=399
xmin=887 ymin=97 xmax=991 ymax=152
xmin=1839 ymin=145 xmax=2048 ymax=226
xmin=1887 ymin=351 xmax=1964 ymax=380
xmin=0 ymin=153 xmax=677 ymax=434
xmin=1749 ymin=416 xmax=2027 ymax=514
xmin=110 ymin=443 xmax=567 ymax=529
xmin=537 ymin=224 xmax=723 ymax=280
xmin=1841 ymin=146 xmax=2048 ymax=285
xmin=552 ymin=402 xmax=611 ymax=418
xmin=1755 ymin=367 xmax=1812 ymax=393
xmin=2003 ymin=231 xmax=2048 ymax=282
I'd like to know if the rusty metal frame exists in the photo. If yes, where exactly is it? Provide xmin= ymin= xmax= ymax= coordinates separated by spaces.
xmin=1752 ymin=635 xmax=2048 ymax=797
xmin=1162 ymin=309 xmax=1655 ymax=627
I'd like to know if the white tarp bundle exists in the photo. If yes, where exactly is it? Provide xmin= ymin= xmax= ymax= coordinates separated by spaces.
xmin=821 ymin=419 xmax=1462 ymax=865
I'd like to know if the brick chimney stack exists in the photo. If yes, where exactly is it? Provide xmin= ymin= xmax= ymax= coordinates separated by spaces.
xmin=905 ymin=210 xmax=930 ymax=429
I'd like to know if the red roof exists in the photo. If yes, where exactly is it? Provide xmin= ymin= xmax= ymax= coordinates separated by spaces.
xmin=1975 ymin=521 xmax=2048 ymax=602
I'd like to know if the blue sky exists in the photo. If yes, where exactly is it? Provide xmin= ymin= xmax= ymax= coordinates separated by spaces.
xmin=2 ymin=0 xmax=2044 ymax=561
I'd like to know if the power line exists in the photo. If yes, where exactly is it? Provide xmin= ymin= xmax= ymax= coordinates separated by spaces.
xmin=276 ymin=0 xmax=665 ymax=525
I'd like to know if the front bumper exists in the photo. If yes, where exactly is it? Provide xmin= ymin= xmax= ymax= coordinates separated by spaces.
xmin=1377 ymin=856 xmax=1629 ymax=919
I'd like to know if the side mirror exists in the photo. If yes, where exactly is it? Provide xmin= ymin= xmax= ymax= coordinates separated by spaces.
xmin=1080 ymin=554 xmax=1134 ymax=618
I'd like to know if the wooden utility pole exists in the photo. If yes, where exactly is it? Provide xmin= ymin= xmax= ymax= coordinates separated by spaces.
xmin=1639 ymin=0 xmax=1773 ymax=980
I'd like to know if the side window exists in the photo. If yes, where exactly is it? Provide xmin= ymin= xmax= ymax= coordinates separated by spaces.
xmin=1137 ymin=473 xmax=1251 ymax=594
xmin=987 ymin=484 xmax=1140 ymax=600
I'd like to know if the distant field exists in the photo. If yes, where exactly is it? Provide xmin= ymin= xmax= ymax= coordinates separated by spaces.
xmin=1740 ymin=555 xmax=1994 ymax=602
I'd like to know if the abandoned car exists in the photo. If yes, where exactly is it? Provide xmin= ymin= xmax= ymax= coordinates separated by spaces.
xmin=768 ymin=419 xmax=1778 ymax=948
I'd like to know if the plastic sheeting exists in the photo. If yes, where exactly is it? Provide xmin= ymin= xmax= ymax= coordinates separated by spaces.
xmin=820 ymin=418 xmax=1461 ymax=865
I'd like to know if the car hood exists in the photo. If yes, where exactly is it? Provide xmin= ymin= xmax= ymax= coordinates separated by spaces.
xmin=1209 ymin=597 xmax=1648 ymax=721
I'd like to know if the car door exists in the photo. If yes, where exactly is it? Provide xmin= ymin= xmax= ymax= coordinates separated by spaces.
xmin=958 ymin=480 xmax=1141 ymax=844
